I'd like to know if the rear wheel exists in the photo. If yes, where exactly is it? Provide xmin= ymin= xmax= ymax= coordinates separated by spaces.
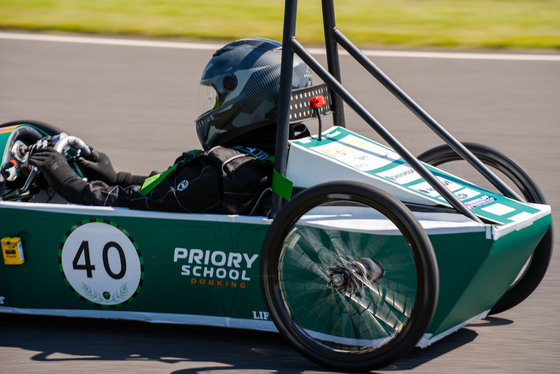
xmin=260 ymin=181 xmax=438 ymax=371
xmin=418 ymin=142 xmax=553 ymax=314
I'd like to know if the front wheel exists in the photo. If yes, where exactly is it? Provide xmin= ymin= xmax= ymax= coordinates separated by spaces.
xmin=418 ymin=142 xmax=553 ymax=315
xmin=260 ymin=181 xmax=438 ymax=371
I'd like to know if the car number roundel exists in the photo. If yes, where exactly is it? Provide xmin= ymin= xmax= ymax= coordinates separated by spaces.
xmin=59 ymin=219 xmax=143 ymax=307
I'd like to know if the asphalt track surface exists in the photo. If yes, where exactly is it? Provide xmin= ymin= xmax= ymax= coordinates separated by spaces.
xmin=0 ymin=33 xmax=559 ymax=374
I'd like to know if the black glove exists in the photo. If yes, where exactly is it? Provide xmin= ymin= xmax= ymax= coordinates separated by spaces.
xmin=76 ymin=150 xmax=119 ymax=184
xmin=77 ymin=151 xmax=147 ymax=187
xmin=28 ymin=147 xmax=79 ymax=190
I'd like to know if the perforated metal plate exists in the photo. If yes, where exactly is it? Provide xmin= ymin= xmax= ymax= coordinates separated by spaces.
xmin=289 ymin=84 xmax=332 ymax=123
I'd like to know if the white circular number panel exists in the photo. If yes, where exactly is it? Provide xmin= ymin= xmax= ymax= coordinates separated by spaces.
xmin=60 ymin=220 xmax=143 ymax=307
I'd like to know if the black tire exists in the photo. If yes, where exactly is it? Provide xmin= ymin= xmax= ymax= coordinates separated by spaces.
xmin=418 ymin=142 xmax=553 ymax=315
xmin=0 ymin=119 xmax=62 ymax=136
xmin=260 ymin=181 xmax=438 ymax=371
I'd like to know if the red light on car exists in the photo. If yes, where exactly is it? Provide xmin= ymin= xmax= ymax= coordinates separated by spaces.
xmin=310 ymin=95 xmax=326 ymax=109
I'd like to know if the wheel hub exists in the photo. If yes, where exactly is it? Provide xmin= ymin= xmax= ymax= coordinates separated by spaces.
xmin=328 ymin=258 xmax=384 ymax=292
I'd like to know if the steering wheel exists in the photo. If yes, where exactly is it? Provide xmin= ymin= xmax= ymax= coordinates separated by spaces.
xmin=53 ymin=134 xmax=94 ymax=158
xmin=1 ymin=131 xmax=93 ymax=200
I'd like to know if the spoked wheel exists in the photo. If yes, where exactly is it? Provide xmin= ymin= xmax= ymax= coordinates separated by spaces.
xmin=260 ymin=181 xmax=438 ymax=371
xmin=418 ymin=142 xmax=553 ymax=315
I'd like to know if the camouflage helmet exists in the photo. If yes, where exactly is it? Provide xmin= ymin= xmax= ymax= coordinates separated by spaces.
xmin=195 ymin=38 xmax=312 ymax=150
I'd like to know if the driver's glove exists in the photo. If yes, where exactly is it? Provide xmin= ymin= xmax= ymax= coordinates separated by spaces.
xmin=77 ymin=151 xmax=146 ymax=187
xmin=76 ymin=151 xmax=118 ymax=184
xmin=28 ymin=147 xmax=79 ymax=190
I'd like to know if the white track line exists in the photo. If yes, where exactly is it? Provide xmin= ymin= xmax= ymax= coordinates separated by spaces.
xmin=1 ymin=31 xmax=559 ymax=62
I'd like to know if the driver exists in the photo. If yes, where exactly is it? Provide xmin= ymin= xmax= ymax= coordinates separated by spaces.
xmin=28 ymin=38 xmax=312 ymax=215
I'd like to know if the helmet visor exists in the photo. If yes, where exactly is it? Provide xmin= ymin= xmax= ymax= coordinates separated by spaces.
xmin=197 ymin=82 xmax=219 ymax=117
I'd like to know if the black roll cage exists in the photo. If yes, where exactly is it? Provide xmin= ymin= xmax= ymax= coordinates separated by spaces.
xmin=273 ymin=0 xmax=523 ymax=221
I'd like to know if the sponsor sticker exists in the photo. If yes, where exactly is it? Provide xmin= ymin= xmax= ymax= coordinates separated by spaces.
xmin=464 ymin=195 xmax=497 ymax=209
xmin=311 ymin=134 xmax=399 ymax=171
xmin=481 ymin=203 xmax=516 ymax=216
xmin=377 ymin=164 xmax=420 ymax=185
xmin=453 ymin=188 xmax=481 ymax=201
xmin=409 ymin=177 xmax=463 ymax=197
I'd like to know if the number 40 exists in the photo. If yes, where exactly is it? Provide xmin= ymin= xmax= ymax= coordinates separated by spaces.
xmin=72 ymin=240 xmax=127 ymax=280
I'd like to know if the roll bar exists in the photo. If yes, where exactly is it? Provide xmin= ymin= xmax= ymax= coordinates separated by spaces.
xmin=273 ymin=0 xmax=523 ymax=221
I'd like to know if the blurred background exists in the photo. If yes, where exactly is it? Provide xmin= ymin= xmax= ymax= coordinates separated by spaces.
xmin=1 ymin=0 xmax=560 ymax=49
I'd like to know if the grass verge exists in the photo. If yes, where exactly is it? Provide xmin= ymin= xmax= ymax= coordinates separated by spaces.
xmin=1 ymin=0 xmax=559 ymax=49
